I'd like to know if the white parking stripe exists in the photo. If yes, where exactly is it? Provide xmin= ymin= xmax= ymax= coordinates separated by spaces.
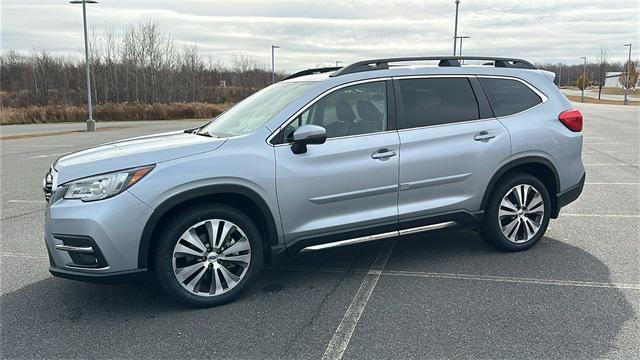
xmin=583 ymin=163 xmax=640 ymax=166
xmin=322 ymin=241 xmax=396 ymax=360
xmin=562 ymin=213 xmax=640 ymax=218
xmin=6 ymin=200 xmax=43 ymax=203
xmin=267 ymin=266 xmax=640 ymax=291
xmin=381 ymin=270 xmax=640 ymax=290
xmin=30 ymin=152 xmax=71 ymax=159
xmin=1 ymin=253 xmax=48 ymax=260
xmin=585 ymin=182 xmax=640 ymax=185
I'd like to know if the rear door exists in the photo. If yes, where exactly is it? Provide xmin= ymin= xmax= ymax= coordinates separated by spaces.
xmin=395 ymin=76 xmax=510 ymax=230
xmin=272 ymin=80 xmax=400 ymax=250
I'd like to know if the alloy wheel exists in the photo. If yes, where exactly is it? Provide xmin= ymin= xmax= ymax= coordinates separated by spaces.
xmin=498 ymin=184 xmax=545 ymax=243
xmin=172 ymin=219 xmax=251 ymax=296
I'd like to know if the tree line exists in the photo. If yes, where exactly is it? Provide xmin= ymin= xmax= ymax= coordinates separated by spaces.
xmin=1 ymin=21 xmax=280 ymax=108
xmin=1 ymin=20 xmax=637 ymax=110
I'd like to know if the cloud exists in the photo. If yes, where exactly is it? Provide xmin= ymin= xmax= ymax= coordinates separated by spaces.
xmin=1 ymin=0 xmax=638 ymax=70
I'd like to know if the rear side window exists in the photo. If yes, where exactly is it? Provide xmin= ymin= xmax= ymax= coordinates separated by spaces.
xmin=479 ymin=78 xmax=542 ymax=117
xmin=398 ymin=78 xmax=479 ymax=129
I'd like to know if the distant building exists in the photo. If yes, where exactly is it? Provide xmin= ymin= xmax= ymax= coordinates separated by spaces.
xmin=604 ymin=67 xmax=640 ymax=88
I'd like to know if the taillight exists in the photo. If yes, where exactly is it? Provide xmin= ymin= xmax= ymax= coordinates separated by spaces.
xmin=558 ymin=109 xmax=583 ymax=132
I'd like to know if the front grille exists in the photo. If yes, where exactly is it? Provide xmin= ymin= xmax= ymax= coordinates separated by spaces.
xmin=43 ymin=169 xmax=53 ymax=202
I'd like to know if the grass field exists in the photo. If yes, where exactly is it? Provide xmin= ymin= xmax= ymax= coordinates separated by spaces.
xmin=0 ymin=102 xmax=232 ymax=125
xmin=565 ymin=95 xmax=639 ymax=106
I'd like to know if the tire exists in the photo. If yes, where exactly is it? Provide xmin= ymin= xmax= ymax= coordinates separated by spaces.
xmin=481 ymin=172 xmax=551 ymax=252
xmin=153 ymin=203 xmax=263 ymax=307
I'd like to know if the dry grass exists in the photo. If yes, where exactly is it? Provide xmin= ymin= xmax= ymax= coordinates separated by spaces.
xmin=599 ymin=87 xmax=640 ymax=96
xmin=565 ymin=95 xmax=639 ymax=106
xmin=0 ymin=102 xmax=232 ymax=125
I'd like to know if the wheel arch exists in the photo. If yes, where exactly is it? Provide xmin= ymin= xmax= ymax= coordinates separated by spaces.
xmin=138 ymin=184 xmax=280 ymax=269
xmin=481 ymin=156 xmax=560 ymax=216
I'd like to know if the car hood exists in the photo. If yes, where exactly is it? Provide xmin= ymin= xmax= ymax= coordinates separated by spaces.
xmin=54 ymin=130 xmax=226 ymax=184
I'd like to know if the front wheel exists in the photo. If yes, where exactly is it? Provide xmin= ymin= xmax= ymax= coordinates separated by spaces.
xmin=482 ymin=173 xmax=551 ymax=251
xmin=154 ymin=204 xmax=263 ymax=307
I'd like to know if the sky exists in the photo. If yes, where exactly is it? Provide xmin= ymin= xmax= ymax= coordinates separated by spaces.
xmin=1 ymin=0 xmax=639 ymax=71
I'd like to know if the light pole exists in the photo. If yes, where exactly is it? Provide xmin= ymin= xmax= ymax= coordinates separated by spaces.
xmin=335 ymin=60 xmax=341 ymax=67
xmin=70 ymin=0 xmax=98 ymax=132
xmin=453 ymin=0 xmax=460 ymax=55
xmin=558 ymin=64 xmax=562 ymax=87
xmin=624 ymin=43 xmax=632 ymax=105
xmin=457 ymin=35 xmax=470 ymax=56
xmin=580 ymin=56 xmax=587 ymax=103
xmin=271 ymin=45 xmax=280 ymax=84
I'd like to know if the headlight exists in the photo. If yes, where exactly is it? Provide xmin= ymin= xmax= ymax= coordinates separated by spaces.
xmin=64 ymin=165 xmax=154 ymax=202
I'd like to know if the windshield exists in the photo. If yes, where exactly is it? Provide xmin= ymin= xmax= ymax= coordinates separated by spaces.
xmin=199 ymin=81 xmax=317 ymax=137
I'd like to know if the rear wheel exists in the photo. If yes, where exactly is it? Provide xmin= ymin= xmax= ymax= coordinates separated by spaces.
xmin=154 ymin=204 xmax=263 ymax=307
xmin=482 ymin=173 xmax=551 ymax=251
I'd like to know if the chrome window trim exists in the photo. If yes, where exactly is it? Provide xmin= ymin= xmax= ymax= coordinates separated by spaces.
xmin=266 ymin=77 xmax=392 ymax=146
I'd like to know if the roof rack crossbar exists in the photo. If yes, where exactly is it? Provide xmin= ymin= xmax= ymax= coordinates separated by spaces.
xmin=330 ymin=56 xmax=536 ymax=77
xmin=283 ymin=66 xmax=342 ymax=81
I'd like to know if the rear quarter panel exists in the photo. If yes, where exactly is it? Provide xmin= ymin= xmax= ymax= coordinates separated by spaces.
xmin=496 ymin=72 xmax=584 ymax=192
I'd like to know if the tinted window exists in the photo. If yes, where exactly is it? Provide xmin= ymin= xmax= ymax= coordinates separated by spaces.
xmin=398 ymin=78 xmax=479 ymax=129
xmin=479 ymin=78 xmax=542 ymax=117
xmin=281 ymin=81 xmax=387 ymax=142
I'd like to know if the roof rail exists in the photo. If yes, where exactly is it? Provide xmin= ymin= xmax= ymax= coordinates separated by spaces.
xmin=330 ymin=56 xmax=536 ymax=77
xmin=283 ymin=66 xmax=342 ymax=81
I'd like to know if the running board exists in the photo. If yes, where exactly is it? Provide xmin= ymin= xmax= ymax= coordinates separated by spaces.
xmin=300 ymin=221 xmax=457 ymax=252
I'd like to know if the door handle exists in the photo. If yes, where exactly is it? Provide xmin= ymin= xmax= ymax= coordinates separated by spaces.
xmin=474 ymin=132 xmax=496 ymax=142
xmin=371 ymin=149 xmax=397 ymax=159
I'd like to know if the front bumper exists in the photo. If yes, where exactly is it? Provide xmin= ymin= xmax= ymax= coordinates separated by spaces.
xmin=45 ymin=189 xmax=153 ymax=282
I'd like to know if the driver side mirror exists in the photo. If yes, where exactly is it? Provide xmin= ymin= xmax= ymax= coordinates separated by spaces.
xmin=291 ymin=125 xmax=326 ymax=154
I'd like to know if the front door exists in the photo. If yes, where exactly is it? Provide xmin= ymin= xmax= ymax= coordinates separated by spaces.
xmin=272 ymin=80 xmax=400 ymax=250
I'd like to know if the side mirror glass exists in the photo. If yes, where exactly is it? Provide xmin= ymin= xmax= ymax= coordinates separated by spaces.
xmin=291 ymin=124 xmax=326 ymax=154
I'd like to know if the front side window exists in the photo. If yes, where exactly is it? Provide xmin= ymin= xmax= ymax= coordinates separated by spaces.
xmin=398 ymin=77 xmax=479 ymax=129
xmin=479 ymin=78 xmax=542 ymax=117
xmin=199 ymin=81 xmax=316 ymax=137
xmin=280 ymin=81 xmax=387 ymax=142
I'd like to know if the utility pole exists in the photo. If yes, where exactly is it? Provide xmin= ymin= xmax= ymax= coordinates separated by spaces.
xmin=453 ymin=0 xmax=460 ymax=56
xmin=624 ymin=43 xmax=632 ymax=105
xmin=70 ymin=0 xmax=98 ymax=132
xmin=271 ymin=44 xmax=280 ymax=84
xmin=581 ymin=56 xmax=587 ymax=103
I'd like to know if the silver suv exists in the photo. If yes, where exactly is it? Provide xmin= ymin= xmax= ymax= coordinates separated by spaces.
xmin=43 ymin=56 xmax=585 ymax=307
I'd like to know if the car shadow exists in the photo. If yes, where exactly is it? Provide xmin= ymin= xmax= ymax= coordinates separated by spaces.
xmin=0 ymin=231 xmax=635 ymax=359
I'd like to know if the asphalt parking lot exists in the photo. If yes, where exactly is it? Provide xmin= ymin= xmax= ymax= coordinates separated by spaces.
xmin=1 ymin=103 xmax=639 ymax=359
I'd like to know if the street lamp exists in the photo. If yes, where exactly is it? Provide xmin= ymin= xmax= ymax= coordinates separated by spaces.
xmin=456 ymin=35 xmax=470 ymax=57
xmin=271 ymin=45 xmax=280 ymax=84
xmin=624 ymin=43 xmax=632 ymax=105
xmin=70 ymin=0 xmax=98 ymax=132
xmin=558 ymin=63 xmax=562 ymax=87
xmin=452 ymin=0 xmax=460 ymax=55
xmin=335 ymin=60 xmax=341 ymax=67
xmin=580 ymin=56 xmax=587 ymax=103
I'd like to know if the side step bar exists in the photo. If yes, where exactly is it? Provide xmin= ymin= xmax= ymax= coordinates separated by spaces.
xmin=300 ymin=221 xmax=457 ymax=252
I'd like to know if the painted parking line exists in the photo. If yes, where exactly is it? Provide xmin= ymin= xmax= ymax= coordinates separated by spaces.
xmin=380 ymin=270 xmax=640 ymax=290
xmin=1 ymin=253 xmax=48 ymax=260
xmin=30 ymin=152 xmax=71 ymax=159
xmin=321 ymin=241 xmax=396 ymax=360
xmin=267 ymin=266 xmax=640 ymax=291
xmin=583 ymin=163 xmax=640 ymax=166
xmin=6 ymin=200 xmax=44 ymax=203
xmin=561 ymin=213 xmax=640 ymax=218
xmin=584 ymin=182 xmax=640 ymax=185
